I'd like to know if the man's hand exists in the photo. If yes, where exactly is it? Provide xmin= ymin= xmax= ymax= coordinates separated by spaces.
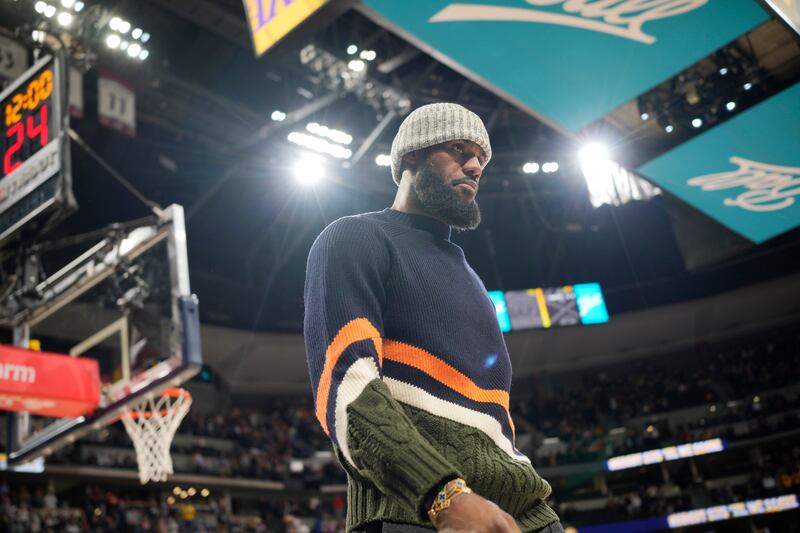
xmin=433 ymin=492 xmax=521 ymax=533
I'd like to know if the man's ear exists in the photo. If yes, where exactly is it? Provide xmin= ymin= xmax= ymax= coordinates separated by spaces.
xmin=402 ymin=151 xmax=420 ymax=173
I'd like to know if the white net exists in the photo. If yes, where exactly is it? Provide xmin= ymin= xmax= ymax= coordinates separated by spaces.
xmin=120 ymin=388 xmax=192 ymax=484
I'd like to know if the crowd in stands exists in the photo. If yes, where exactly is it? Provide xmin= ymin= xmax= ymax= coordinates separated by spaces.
xmin=0 ymin=482 xmax=346 ymax=532
xmin=43 ymin=326 xmax=800 ymax=481
xmin=6 ymin=325 xmax=800 ymax=531
xmin=516 ymin=326 xmax=800 ymax=465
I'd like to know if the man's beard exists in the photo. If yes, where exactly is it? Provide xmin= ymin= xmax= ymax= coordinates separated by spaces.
xmin=412 ymin=161 xmax=481 ymax=230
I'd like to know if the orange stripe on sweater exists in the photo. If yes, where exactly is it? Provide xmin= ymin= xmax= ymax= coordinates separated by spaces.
xmin=383 ymin=340 xmax=515 ymax=434
xmin=315 ymin=318 xmax=383 ymax=435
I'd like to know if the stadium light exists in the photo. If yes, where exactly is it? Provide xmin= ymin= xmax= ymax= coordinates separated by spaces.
xmin=57 ymin=11 xmax=73 ymax=26
xmin=692 ymin=118 xmax=703 ymax=128
xmin=106 ymin=34 xmax=121 ymax=48
xmin=271 ymin=110 xmax=286 ymax=122
xmin=719 ymin=67 xmax=728 ymax=75
xmin=44 ymin=4 xmax=56 ymax=17
xmin=74 ymin=1 xmax=84 ymax=11
xmin=306 ymin=122 xmax=352 ymax=145
xmin=665 ymin=125 xmax=674 ymax=133
xmin=132 ymin=28 xmax=142 ymax=39
xmin=744 ymin=82 xmax=753 ymax=90
xmin=347 ymin=44 xmax=358 ymax=55
xmin=375 ymin=154 xmax=391 ymax=166
xmin=293 ymin=154 xmax=325 ymax=185
xmin=139 ymin=49 xmax=149 ymax=61
xmin=578 ymin=143 xmax=610 ymax=167
xmin=127 ymin=43 xmax=141 ymax=58
xmin=61 ymin=0 xmax=75 ymax=7
xmin=522 ymin=162 xmax=540 ymax=174
xmin=288 ymin=132 xmax=352 ymax=159
xmin=640 ymin=112 xmax=649 ymax=121
xmin=348 ymin=59 xmax=366 ymax=72
xmin=360 ymin=49 xmax=377 ymax=61
xmin=726 ymin=101 xmax=736 ymax=111
xmin=542 ymin=162 xmax=559 ymax=173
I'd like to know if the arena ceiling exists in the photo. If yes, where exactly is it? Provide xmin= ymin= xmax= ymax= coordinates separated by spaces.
xmin=1 ymin=0 xmax=799 ymax=337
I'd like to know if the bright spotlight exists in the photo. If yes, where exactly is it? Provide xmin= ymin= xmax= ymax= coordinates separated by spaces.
xmin=578 ymin=143 xmax=610 ymax=166
xmin=106 ymin=34 xmax=121 ymax=48
xmin=640 ymin=112 xmax=649 ymax=121
xmin=293 ymin=155 xmax=324 ymax=185
xmin=375 ymin=154 xmax=391 ymax=166
xmin=118 ymin=20 xmax=131 ymax=34
xmin=288 ymin=132 xmax=352 ymax=159
xmin=726 ymin=101 xmax=736 ymax=111
xmin=119 ymin=40 xmax=129 ymax=50
xmin=132 ymin=28 xmax=143 ymax=39
xmin=74 ymin=0 xmax=84 ymax=11
xmin=522 ymin=162 xmax=540 ymax=174
xmin=271 ymin=110 xmax=286 ymax=122
xmin=57 ymin=11 xmax=72 ymax=26
xmin=691 ymin=118 xmax=703 ymax=128
xmin=743 ymin=82 xmax=753 ymax=91
xmin=139 ymin=49 xmax=149 ymax=61
xmin=34 ymin=1 xmax=46 ymax=13
xmin=719 ymin=67 xmax=728 ymax=75
xmin=127 ymin=43 xmax=141 ymax=57
xmin=348 ymin=59 xmax=366 ymax=72
xmin=360 ymin=50 xmax=376 ymax=61
xmin=346 ymin=44 xmax=357 ymax=55
xmin=109 ymin=16 xmax=122 ymax=30
xmin=44 ymin=4 xmax=56 ymax=17
xmin=140 ymin=32 xmax=150 ymax=43
xmin=60 ymin=0 xmax=75 ymax=8
xmin=665 ymin=125 xmax=674 ymax=133
xmin=542 ymin=162 xmax=559 ymax=173
xmin=200 ymin=488 xmax=210 ymax=497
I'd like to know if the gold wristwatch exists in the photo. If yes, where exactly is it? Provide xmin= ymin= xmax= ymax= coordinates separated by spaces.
xmin=427 ymin=478 xmax=472 ymax=524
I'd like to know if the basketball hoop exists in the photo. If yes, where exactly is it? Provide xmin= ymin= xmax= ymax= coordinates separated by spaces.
xmin=120 ymin=388 xmax=192 ymax=484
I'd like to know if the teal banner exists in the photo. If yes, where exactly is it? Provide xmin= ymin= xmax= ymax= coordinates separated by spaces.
xmin=639 ymin=83 xmax=800 ymax=244
xmin=361 ymin=0 xmax=767 ymax=132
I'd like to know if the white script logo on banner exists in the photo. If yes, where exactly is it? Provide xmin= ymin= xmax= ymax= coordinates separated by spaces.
xmin=429 ymin=0 xmax=709 ymax=44
xmin=687 ymin=157 xmax=800 ymax=212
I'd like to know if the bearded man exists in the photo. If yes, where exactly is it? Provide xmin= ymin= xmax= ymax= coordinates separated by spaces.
xmin=304 ymin=103 xmax=561 ymax=533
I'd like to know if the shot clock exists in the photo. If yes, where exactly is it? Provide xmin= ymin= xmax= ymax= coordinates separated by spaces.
xmin=0 ymin=52 xmax=71 ymax=247
xmin=3 ymin=65 xmax=54 ymax=176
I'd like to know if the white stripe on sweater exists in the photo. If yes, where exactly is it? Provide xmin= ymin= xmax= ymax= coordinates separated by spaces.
xmin=334 ymin=357 xmax=381 ymax=466
xmin=384 ymin=377 xmax=531 ymax=464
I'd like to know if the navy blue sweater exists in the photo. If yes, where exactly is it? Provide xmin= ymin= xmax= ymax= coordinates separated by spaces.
xmin=304 ymin=208 xmax=557 ymax=531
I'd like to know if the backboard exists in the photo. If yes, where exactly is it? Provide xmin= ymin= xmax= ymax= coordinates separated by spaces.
xmin=1 ymin=204 xmax=201 ymax=465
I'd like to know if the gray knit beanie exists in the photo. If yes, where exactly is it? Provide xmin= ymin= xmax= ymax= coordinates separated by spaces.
xmin=390 ymin=102 xmax=492 ymax=185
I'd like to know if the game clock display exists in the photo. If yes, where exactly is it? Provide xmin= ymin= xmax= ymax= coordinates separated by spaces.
xmin=2 ymin=57 xmax=58 ymax=177
xmin=0 ymin=53 xmax=66 ymax=246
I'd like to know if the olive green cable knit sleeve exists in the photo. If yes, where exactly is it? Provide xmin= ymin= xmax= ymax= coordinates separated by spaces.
xmin=345 ymin=379 xmax=463 ymax=518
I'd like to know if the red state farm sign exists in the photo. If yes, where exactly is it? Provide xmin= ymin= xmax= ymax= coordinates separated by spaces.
xmin=0 ymin=344 xmax=100 ymax=418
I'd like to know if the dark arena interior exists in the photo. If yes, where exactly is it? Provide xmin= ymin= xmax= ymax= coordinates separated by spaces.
xmin=1 ymin=0 xmax=800 ymax=532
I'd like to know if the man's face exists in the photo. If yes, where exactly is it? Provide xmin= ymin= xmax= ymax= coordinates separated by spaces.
xmin=410 ymin=140 xmax=486 ymax=230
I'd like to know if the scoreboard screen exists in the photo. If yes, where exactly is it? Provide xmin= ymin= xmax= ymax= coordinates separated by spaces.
xmin=492 ymin=283 xmax=609 ymax=332
xmin=0 ymin=53 xmax=67 ymax=246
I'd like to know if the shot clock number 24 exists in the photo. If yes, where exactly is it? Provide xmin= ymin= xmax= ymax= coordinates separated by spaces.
xmin=2 ymin=60 xmax=58 ymax=178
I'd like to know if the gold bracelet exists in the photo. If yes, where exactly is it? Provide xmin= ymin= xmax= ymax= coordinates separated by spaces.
xmin=427 ymin=478 xmax=472 ymax=524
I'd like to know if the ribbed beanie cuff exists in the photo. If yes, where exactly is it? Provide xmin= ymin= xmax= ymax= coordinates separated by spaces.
xmin=390 ymin=102 xmax=492 ymax=185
